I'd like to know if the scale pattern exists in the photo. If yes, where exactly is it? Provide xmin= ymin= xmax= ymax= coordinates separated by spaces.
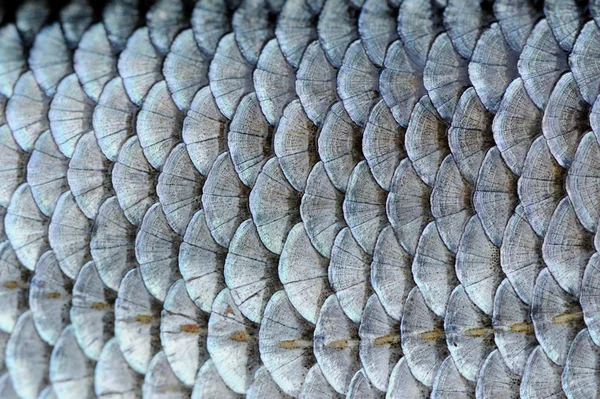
xmin=0 ymin=0 xmax=599 ymax=398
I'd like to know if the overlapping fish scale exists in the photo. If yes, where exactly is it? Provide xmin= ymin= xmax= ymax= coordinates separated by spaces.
xmin=2 ymin=1 xmax=600 ymax=398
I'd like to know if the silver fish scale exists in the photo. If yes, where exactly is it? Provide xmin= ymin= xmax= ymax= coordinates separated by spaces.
xmin=0 ymin=0 xmax=599 ymax=397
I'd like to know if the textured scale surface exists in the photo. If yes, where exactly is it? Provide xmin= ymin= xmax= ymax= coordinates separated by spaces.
xmin=0 ymin=1 xmax=599 ymax=398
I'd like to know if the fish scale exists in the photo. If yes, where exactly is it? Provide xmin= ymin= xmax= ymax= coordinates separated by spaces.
xmin=0 ymin=0 xmax=598 ymax=398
